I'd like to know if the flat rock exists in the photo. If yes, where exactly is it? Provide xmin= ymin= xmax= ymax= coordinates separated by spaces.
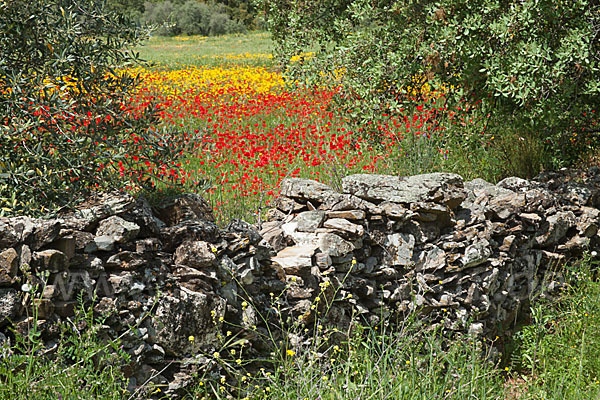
xmin=384 ymin=233 xmax=415 ymax=266
xmin=342 ymin=173 xmax=465 ymax=209
xmin=323 ymin=218 xmax=364 ymax=236
xmin=319 ymin=233 xmax=355 ymax=258
xmin=96 ymin=216 xmax=140 ymax=243
xmin=280 ymin=178 xmax=335 ymax=202
xmin=272 ymin=245 xmax=317 ymax=274
xmin=295 ymin=211 xmax=325 ymax=232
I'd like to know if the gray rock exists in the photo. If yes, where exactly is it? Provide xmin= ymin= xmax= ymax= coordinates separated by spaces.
xmin=174 ymin=240 xmax=216 ymax=268
xmin=384 ymin=233 xmax=415 ymax=266
xmin=295 ymin=211 xmax=325 ymax=232
xmin=326 ymin=210 xmax=366 ymax=220
xmin=497 ymin=176 xmax=531 ymax=191
xmin=272 ymin=245 xmax=318 ymax=274
xmin=32 ymin=249 xmax=68 ymax=272
xmin=536 ymin=211 xmax=576 ymax=246
xmin=153 ymin=287 xmax=225 ymax=356
xmin=0 ymin=248 xmax=18 ymax=285
xmin=342 ymin=173 xmax=466 ymax=209
xmin=462 ymin=239 xmax=492 ymax=268
xmin=323 ymin=218 xmax=364 ymax=236
xmin=68 ymin=191 xmax=136 ymax=228
xmin=96 ymin=216 xmax=140 ymax=243
xmin=319 ymin=233 xmax=355 ymax=258
xmin=93 ymin=235 xmax=116 ymax=252
xmin=259 ymin=222 xmax=286 ymax=252
xmin=280 ymin=178 xmax=334 ymax=202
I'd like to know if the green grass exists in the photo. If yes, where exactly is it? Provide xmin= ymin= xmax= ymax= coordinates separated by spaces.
xmin=136 ymin=31 xmax=274 ymax=68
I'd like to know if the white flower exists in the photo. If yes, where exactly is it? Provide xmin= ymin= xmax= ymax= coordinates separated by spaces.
xmin=21 ymin=283 xmax=32 ymax=292
xmin=591 ymin=251 xmax=598 ymax=257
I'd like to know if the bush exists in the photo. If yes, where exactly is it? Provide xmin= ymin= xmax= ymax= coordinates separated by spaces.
xmin=0 ymin=0 xmax=185 ymax=215
xmin=264 ymin=0 xmax=600 ymax=171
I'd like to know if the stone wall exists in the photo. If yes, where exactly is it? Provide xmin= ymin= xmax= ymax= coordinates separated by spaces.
xmin=0 ymin=168 xmax=599 ymax=396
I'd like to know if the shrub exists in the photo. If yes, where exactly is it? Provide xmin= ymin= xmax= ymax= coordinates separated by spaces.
xmin=0 ymin=0 xmax=185 ymax=215
xmin=263 ymin=0 xmax=600 ymax=171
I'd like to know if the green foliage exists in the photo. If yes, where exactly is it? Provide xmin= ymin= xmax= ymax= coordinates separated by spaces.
xmin=0 ymin=0 xmax=185 ymax=216
xmin=506 ymin=253 xmax=600 ymax=399
xmin=143 ymin=0 xmax=247 ymax=36
xmin=264 ymin=0 xmax=600 ymax=169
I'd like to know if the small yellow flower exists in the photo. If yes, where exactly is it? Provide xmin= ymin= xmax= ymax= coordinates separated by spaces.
xmin=213 ymin=351 xmax=220 ymax=358
xmin=286 ymin=349 xmax=296 ymax=357
xmin=188 ymin=335 xmax=195 ymax=342
xmin=236 ymin=358 xmax=242 ymax=365
xmin=241 ymin=301 xmax=248 ymax=308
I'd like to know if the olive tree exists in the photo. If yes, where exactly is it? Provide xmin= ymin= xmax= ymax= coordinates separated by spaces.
xmin=264 ymin=0 xmax=600 ymax=168
xmin=0 ymin=0 xmax=183 ymax=215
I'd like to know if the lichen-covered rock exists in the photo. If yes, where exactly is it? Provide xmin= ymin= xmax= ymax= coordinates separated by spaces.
xmin=153 ymin=287 xmax=225 ymax=356
xmin=280 ymin=178 xmax=334 ymax=202
xmin=174 ymin=240 xmax=216 ymax=268
xmin=0 ymin=248 xmax=18 ymax=285
xmin=342 ymin=173 xmax=466 ymax=209
xmin=96 ymin=216 xmax=140 ymax=244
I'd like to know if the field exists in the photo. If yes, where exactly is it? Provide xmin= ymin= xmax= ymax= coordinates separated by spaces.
xmin=130 ymin=32 xmax=501 ymax=224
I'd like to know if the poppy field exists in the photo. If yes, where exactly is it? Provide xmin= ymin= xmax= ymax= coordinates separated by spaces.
xmin=130 ymin=34 xmax=480 ymax=224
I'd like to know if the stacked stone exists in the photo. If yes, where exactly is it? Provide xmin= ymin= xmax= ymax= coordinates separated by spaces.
xmin=261 ymin=170 xmax=600 ymax=336
xmin=0 ymin=192 xmax=273 ymax=397
xmin=0 ymin=167 xmax=598 ymax=397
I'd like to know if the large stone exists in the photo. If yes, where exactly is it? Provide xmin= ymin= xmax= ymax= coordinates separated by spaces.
xmin=325 ymin=209 xmax=366 ymax=220
xmin=0 ymin=248 xmax=18 ymax=285
xmin=153 ymin=287 xmax=225 ymax=356
xmin=160 ymin=220 xmax=220 ymax=252
xmin=32 ymin=249 xmax=68 ymax=272
xmin=259 ymin=222 xmax=286 ymax=252
xmin=66 ymin=191 xmax=137 ymax=229
xmin=319 ymin=233 xmax=355 ymax=258
xmin=323 ymin=218 xmax=364 ymax=237
xmin=295 ymin=211 xmax=326 ymax=232
xmin=96 ymin=216 xmax=140 ymax=243
xmin=155 ymin=193 xmax=215 ymax=225
xmin=0 ymin=220 xmax=19 ymax=248
xmin=384 ymin=233 xmax=415 ymax=266
xmin=342 ymin=173 xmax=466 ymax=209
xmin=461 ymin=239 xmax=492 ymax=268
xmin=173 ymin=240 xmax=216 ymax=268
xmin=272 ymin=245 xmax=318 ymax=274
xmin=536 ymin=211 xmax=577 ymax=247
xmin=28 ymin=220 xmax=61 ymax=250
xmin=280 ymin=178 xmax=335 ymax=202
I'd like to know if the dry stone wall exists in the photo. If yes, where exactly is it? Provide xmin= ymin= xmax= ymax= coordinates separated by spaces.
xmin=0 ymin=168 xmax=599 ymax=397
